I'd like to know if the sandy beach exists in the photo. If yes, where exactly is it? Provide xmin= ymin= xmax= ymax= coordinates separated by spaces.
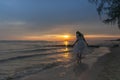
xmin=96 ymin=47 xmax=120 ymax=80
xmin=19 ymin=46 xmax=120 ymax=80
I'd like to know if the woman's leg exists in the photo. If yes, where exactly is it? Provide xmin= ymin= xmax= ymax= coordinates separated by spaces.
xmin=76 ymin=53 xmax=82 ymax=63
xmin=79 ymin=53 xmax=82 ymax=63
xmin=79 ymin=49 xmax=84 ymax=63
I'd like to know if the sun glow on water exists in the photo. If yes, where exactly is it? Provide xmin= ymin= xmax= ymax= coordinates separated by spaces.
xmin=64 ymin=41 xmax=69 ymax=46
xmin=63 ymin=47 xmax=70 ymax=59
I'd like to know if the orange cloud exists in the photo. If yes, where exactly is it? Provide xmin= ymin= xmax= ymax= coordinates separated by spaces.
xmin=18 ymin=34 xmax=119 ymax=41
xmin=23 ymin=34 xmax=73 ymax=41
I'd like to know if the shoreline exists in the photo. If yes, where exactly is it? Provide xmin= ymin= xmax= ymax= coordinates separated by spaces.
xmin=19 ymin=46 xmax=112 ymax=80
xmin=6 ymin=45 xmax=120 ymax=80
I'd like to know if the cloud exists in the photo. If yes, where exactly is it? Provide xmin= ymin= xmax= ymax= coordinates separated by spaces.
xmin=0 ymin=0 xmax=119 ymax=40
xmin=0 ymin=0 xmax=97 ymax=26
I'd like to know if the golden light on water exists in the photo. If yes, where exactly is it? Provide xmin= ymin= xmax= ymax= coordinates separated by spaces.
xmin=64 ymin=41 xmax=69 ymax=46
xmin=63 ymin=47 xmax=70 ymax=59
xmin=56 ymin=47 xmax=71 ymax=62
xmin=65 ymin=47 xmax=69 ymax=51
xmin=63 ymin=53 xmax=69 ymax=58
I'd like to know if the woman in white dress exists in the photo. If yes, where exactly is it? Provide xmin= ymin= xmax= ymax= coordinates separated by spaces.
xmin=73 ymin=31 xmax=88 ymax=63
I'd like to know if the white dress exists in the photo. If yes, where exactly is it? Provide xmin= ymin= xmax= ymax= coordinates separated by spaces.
xmin=73 ymin=34 xmax=87 ymax=54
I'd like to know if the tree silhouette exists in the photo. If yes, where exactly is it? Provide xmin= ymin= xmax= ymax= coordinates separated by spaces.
xmin=89 ymin=0 xmax=120 ymax=29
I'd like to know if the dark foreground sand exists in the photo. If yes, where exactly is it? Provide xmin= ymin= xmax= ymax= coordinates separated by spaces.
xmin=20 ymin=47 xmax=120 ymax=80
xmin=96 ymin=47 xmax=120 ymax=80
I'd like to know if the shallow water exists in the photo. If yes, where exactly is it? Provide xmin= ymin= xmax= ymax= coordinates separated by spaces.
xmin=0 ymin=40 xmax=111 ymax=80
xmin=0 ymin=41 xmax=74 ymax=80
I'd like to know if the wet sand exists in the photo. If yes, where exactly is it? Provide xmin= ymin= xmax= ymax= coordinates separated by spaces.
xmin=96 ymin=47 xmax=120 ymax=80
xmin=20 ymin=47 xmax=112 ymax=80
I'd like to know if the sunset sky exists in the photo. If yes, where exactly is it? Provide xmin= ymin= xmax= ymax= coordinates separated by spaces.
xmin=0 ymin=0 xmax=120 ymax=41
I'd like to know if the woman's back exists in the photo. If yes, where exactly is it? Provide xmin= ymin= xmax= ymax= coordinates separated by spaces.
xmin=76 ymin=33 xmax=87 ymax=47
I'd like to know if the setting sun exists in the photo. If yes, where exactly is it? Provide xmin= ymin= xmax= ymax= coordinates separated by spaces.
xmin=63 ymin=35 xmax=70 ymax=39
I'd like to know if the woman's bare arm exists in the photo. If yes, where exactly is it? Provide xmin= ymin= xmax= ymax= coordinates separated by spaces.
xmin=73 ymin=39 xmax=78 ymax=47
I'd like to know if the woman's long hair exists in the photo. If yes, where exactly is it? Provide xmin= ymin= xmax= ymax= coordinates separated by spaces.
xmin=76 ymin=31 xmax=88 ymax=46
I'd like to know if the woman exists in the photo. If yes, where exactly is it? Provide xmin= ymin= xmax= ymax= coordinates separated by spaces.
xmin=73 ymin=31 xmax=88 ymax=63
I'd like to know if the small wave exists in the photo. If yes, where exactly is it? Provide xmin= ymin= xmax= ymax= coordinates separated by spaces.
xmin=14 ymin=48 xmax=61 ymax=53
xmin=6 ymin=62 xmax=61 ymax=80
xmin=0 ymin=50 xmax=71 ymax=63
xmin=0 ymin=47 xmax=63 ymax=54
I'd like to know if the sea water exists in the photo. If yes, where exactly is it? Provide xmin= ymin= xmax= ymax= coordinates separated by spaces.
xmin=0 ymin=40 xmax=115 ymax=80
xmin=0 ymin=41 xmax=74 ymax=80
